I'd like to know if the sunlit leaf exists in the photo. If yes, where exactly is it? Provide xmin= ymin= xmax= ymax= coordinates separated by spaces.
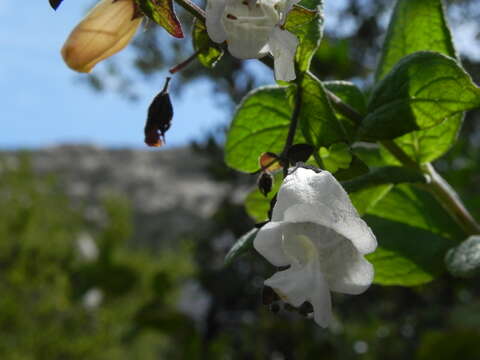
xmin=192 ymin=19 xmax=223 ymax=68
xmin=136 ymin=0 xmax=184 ymax=38
xmin=361 ymin=52 xmax=480 ymax=141
xmin=225 ymin=86 xmax=305 ymax=173
xmin=375 ymin=0 xmax=462 ymax=163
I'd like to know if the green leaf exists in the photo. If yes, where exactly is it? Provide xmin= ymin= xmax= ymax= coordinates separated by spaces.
xmin=353 ymin=144 xmax=393 ymax=168
xmin=369 ymin=184 xmax=463 ymax=240
xmin=375 ymin=0 xmax=462 ymax=163
xmin=384 ymin=116 xmax=462 ymax=164
xmin=225 ymin=86 xmax=305 ymax=173
xmin=291 ymin=73 xmax=346 ymax=148
xmin=366 ymin=216 xmax=456 ymax=286
xmin=361 ymin=52 xmax=480 ymax=141
xmin=342 ymin=166 xmax=425 ymax=194
xmin=324 ymin=81 xmax=367 ymax=141
xmin=224 ymin=228 xmax=259 ymax=266
xmin=192 ymin=20 xmax=223 ymax=69
xmin=365 ymin=184 xmax=463 ymax=286
xmin=318 ymin=143 xmax=352 ymax=173
xmin=136 ymin=0 xmax=183 ymax=38
xmin=285 ymin=1 xmax=324 ymax=73
xmin=376 ymin=0 xmax=456 ymax=81
xmin=334 ymin=155 xmax=369 ymax=181
xmin=245 ymin=173 xmax=282 ymax=222
xmin=445 ymin=235 xmax=480 ymax=278
xmin=349 ymin=185 xmax=392 ymax=216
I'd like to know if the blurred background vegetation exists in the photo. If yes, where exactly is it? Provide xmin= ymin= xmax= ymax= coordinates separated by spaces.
xmin=1 ymin=0 xmax=480 ymax=358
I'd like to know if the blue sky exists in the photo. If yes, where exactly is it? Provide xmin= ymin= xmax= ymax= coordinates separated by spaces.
xmin=0 ymin=0 xmax=227 ymax=149
xmin=1 ymin=1 xmax=478 ymax=149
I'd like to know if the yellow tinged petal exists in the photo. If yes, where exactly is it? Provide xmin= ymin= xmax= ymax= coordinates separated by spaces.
xmin=61 ymin=0 xmax=142 ymax=73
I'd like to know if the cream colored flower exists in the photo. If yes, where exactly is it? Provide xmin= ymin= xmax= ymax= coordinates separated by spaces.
xmin=254 ymin=168 xmax=377 ymax=327
xmin=206 ymin=0 xmax=299 ymax=81
xmin=61 ymin=0 xmax=142 ymax=73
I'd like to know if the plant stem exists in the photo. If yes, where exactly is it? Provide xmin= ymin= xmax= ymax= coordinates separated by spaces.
xmin=169 ymin=49 xmax=202 ymax=74
xmin=281 ymin=78 xmax=303 ymax=177
xmin=424 ymin=164 xmax=480 ymax=235
xmin=173 ymin=0 xmax=479 ymax=235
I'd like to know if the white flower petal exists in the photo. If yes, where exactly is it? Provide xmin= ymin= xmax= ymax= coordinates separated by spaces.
xmin=206 ymin=0 xmax=227 ymax=43
xmin=265 ymin=259 xmax=332 ymax=327
xmin=267 ymin=27 xmax=298 ymax=81
xmin=279 ymin=0 xmax=301 ymax=24
xmin=223 ymin=21 xmax=274 ymax=59
xmin=323 ymin=242 xmax=375 ymax=295
xmin=266 ymin=218 xmax=374 ymax=294
xmin=253 ymin=222 xmax=291 ymax=267
xmin=273 ymin=169 xmax=377 ymax=254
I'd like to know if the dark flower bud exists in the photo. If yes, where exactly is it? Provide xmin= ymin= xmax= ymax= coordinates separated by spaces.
xmin=299 ymin=301 xmax=314 ymax=316
xmin=257 ymin=172 xmax=274 ymax=197
xmin=49 ymin=0 xmax=64 ymax=10
xmin=262 ymin=285 xmax=280 ymax=305
xmin=270 ymin=303 xmax=281 ymax=314
xmin=286 ymin=143 xmax=314 ymax=165
xmin=144 ymin=77 xmax=173 ymax=147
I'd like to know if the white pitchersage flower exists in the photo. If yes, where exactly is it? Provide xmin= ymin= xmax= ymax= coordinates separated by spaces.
xmin=254 ymin=167 xmax=377 ymax=327
xmin=206 ymin=0 xmax=299 ymax=81
xmin=62 ymin=0 xmax=142 ymax=73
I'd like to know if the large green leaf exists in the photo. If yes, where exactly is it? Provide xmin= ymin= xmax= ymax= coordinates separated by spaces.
xmin=375 ymin=0 xmax=463 ymax=162
xmin=376 ymin=0 xmax=456 ymax=81
xmin=285 ymin=0 xmax=324 ymax=73
xmin=136 ymin=0 xmax=183 ymax=38
xmin=365 ymin=184 xmax=463 ymax=286
xmin=225 ymin=86 xmax=305 ymax=173
xmin=369 ymin=184 xmax=463 ymax=240
xmin=349 ymin=185 xmax=392 ymax=216
xmin=291 ymin=73 xmax=347 ymax=148
xmin=342 ymin=166 xmax=425 ymax=194
xmin=324 ymin=81 xmax=367 ymax=141
xmin=366 ymin=216 xmax=456 ymax=286
xmin=361 ymin=52 xmax=480 ymax=141
xmin=192 ymin=20 xmax=223 ymax=69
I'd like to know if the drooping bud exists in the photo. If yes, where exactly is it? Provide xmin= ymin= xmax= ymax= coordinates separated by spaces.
xmin=144 ymin=77 xmax=173 ymax=147
xmin=61 ymin=0 xmax=142 ymax=73
xmin=286 ymin=143 xmax=314 ymax=165
xmin=262 ymin=285 xmax=280 ymax=305
xmin=257 ymin=172 xmax=274 ymax=197
xmin=49 ymin=0 xmax=64 ymax=10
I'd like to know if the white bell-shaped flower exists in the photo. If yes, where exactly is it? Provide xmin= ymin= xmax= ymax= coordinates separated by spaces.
xmin=206 ymin=0 xmax=299 ymax=81
xmin=254 ymin=168 xmax=377 ymax=327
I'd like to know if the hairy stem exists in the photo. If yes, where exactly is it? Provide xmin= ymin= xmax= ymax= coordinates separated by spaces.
xmin=424 ymin=164 xmax=480 ymax=235
xmin=281 ymin=79 xmax=303 ymax=177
